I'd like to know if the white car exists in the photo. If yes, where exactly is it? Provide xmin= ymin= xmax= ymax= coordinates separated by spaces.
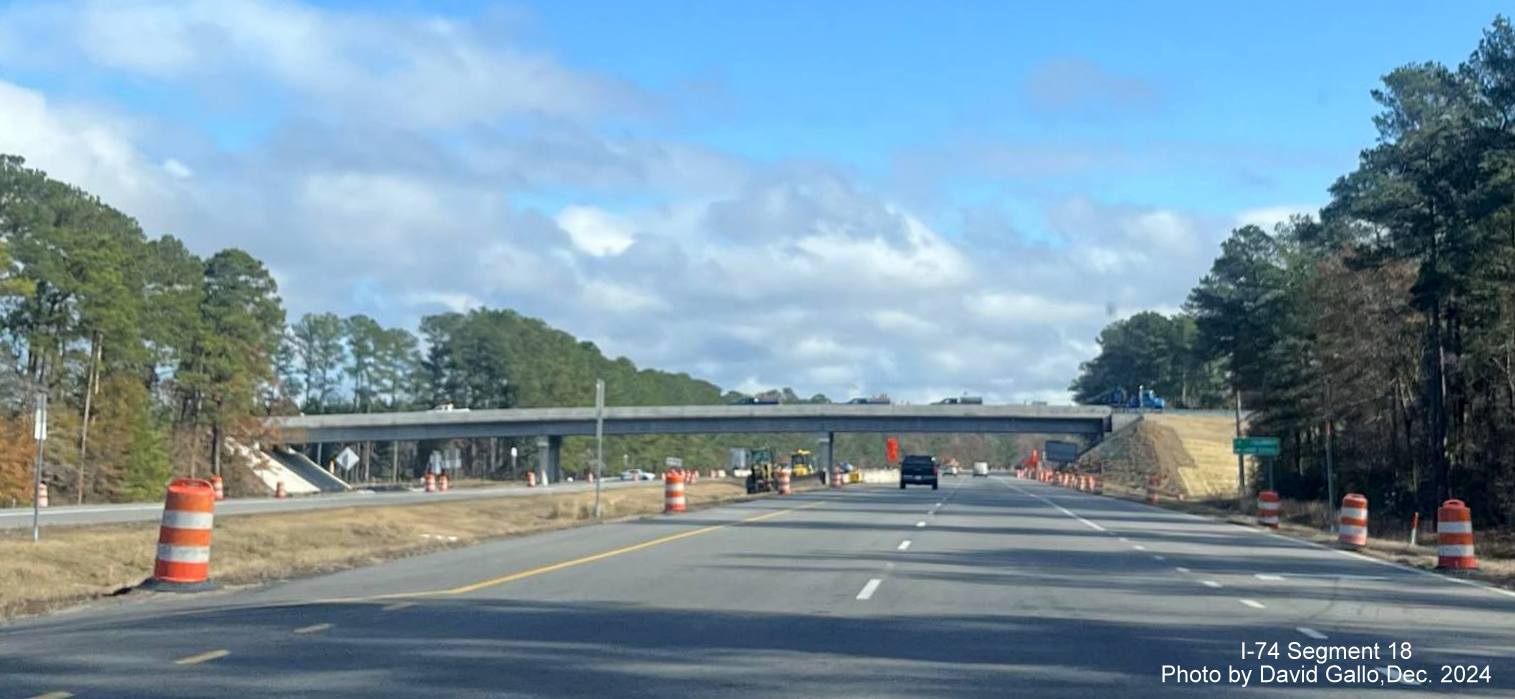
xmin=946 ymin=466 xmax=960 ymax=476
xmin=972 ymin=462 xmax=990 ymax=477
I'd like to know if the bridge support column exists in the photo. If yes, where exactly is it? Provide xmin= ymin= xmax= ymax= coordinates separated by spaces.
xmin=536 ymin=435 xmax=562 ymax=485
xmin=818 ymin=432 xmax=834 ymax=478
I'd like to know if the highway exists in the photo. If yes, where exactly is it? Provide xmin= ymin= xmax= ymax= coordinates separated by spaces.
xmin=0 ymin=479 xmax=659 ymax=530
xmin=5 ymin=476 xmax=1515 ymax=697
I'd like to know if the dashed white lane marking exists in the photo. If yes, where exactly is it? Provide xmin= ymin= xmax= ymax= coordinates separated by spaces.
xmin=1152 ymin=555 xmax=1166 ymax=561
xmin=174 ymin=649 xmax=230 ymax=665
xmin=1176 ymin=567 xmax=1191 ymax=573
xmin=25 ymin=692 xmax=74 ymax=699
xmin=1002 ymin=482 xmax=1107 ymax=532
xmin=381 ymin=602 xmax=415 ymax=611
xmin=1239 ymin=599 xmax=1266 ymax=609
xmin=1297 ymin=627 xmax=1328 ymax=640
xmin=915 ymin=521 xmax=926 ymax=528
xmin=857 ymin=578 xmax=883 ymax=600
xmin=293 ymin=623 xmax=333 ymax=635
xmin=1375 ymin=666 xmax=1422 ymax=685
xmin=1255 ymin=574 xmax=1285 ymax=581
xmin=897 ymin=540 xmax=912 ymax=551
xmin=1118 ymin=537 xmax=1130 ymax=543
xmin=1133 ymin=545 xmax=1148 ymax=551
xmin=1201 ymin=580 xmax=1223 ymax=589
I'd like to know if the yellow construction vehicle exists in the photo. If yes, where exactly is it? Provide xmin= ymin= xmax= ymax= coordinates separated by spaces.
xmin=790 ymin=449 xmax=814 ymax=477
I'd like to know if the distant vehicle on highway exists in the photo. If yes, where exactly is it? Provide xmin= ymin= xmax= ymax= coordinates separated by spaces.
xmin=899 ymin=454 xmax=939 ymax=490
xmin=972 ymin=462 xmax=990 ymax=477
xmin=846 ymin=394 xmax=892 ymax=404
xmin=934 ymin=396 xmax=984 ymax=405
xmin=945 ymin=465 xmax=960 ymax=476
xmin=620 ymin=469 xmax=655 ymax=481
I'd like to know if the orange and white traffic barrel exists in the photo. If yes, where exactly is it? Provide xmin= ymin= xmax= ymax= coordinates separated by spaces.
xmin=150 ymin=478 xmax=215 ymax=589
xmin=1436 ymin=500 xmax=1477 ymax=569
xmin=526 ymin=471 xmax=536 ymax=487
xmin=438 ymin=473 xmax=449 ymax=492
xmin=664 ymin=469 xmax=686 ymax=513
xmin=1093 ymin=475 xmax=1104 ymax=495
xmin=1338 ymin=493 xmax=1368 ymax=548
xmin=587 ymin=472 xmax=595 ymax=484
xmin=778 ymin=468 xmax=792 ymax=495
xmin=1256 ymin=490 xmax=1280 ymax=528
xmin=210 ymin=475 xmax=225 ymax=501
xmin=1146 ymin=476 xmax=1159 ymax=505
xmin=37 ymin=483 xmax=48 ymax=508
xmin=830 ymin=469 xmax=843 ymax=489
xmin=425 ymin=473 xmax=436 ymax=493
xmin=274 ymin=481 xmax=288 ymax=499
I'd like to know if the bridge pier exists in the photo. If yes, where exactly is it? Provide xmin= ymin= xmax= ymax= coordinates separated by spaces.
xmin=536 ymin=435 xmax=562 ymax=484
xmin=819 ymin=432 xmax=834 ymax=478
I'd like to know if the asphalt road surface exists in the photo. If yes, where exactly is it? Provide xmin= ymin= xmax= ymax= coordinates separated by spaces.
xmin=5 ymin=476 xmax=1515 ymax=697
xmin=0 ymin=478 xmax=659 ymax=530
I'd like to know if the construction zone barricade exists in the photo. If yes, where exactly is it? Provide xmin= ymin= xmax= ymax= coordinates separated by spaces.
xmin=210 ymin=475 xmax=224 ymax=501
xmin=144 ymin=478 xmax=216 ymax=592
xmin=274 ymin=481 xmax=288 ymax=499
xmin=1257 ymin=490 xmax=1280 ymax=529
xmin=526 ymin=471 xmax=537 ymax=487
xmin=830 ymin=469 xmax=843 ymax=489
xmin=1146 ymin=476 xmax=1159 ymax=505
xmin=778 ymin=468 xmax=792 ymax=495
xmin=1436 ymin=500 xmax=1477 ymax=570
xmin=1338 ymin=493 xmax=1368 ymax=548
xmin=438 ymin=473 xmax=450 ymax=492
xmin=664 ymin=469 xmax=687 ymax=514
xmin=425 ymin=473 xmax=436 ymax=493
xmin=37 ymin=483 xmax=48 ymax=508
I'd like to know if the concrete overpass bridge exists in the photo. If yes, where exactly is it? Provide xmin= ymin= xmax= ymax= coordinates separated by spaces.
xmin=268 ymin=404 xmax=1117 ymax=481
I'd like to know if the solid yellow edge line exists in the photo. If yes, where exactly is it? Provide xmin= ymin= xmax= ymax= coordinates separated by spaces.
xmin=442 ymin=501 xmax=823 ymax=595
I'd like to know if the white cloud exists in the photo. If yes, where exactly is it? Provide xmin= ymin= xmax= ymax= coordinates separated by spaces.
xmin=162 ymin=158 xmax=192 ymax=179
xmin=556 ymin=206 xmax=636 ymax=257
xmin=0 ymin=3 xmax=1269 ymax=408
xmin=3 ymin=0 xmax=639 ymax=128
xmin=1235 ymin=204 xmax=1317 ymax=231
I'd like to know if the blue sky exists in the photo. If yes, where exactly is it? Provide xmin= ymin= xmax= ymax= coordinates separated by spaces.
xmin=0 ymin=1 xmax=1507 ymax=402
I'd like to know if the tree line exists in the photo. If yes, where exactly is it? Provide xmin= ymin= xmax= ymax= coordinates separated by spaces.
xmin=0 ymin=154 xmax=830 ymax=503
xmin=1072 ymin=17 xmax=1515 ymax=526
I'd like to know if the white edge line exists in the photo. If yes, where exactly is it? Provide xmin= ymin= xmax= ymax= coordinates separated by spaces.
xmin=1297 ymin=627 xmax=1327 ymax=640
xmin=856 ymin=578 xmax=883 ymax=600
xmin=1239 ymin=599 xmax=1265 ymax=609
xmin=1201 ymin=580 xmax=1222 ymax=588
xmin=1176 ymin=567 xmax=1191 ymax=573
xmin=897 ymin=540 xmax=911 ymax=551
xmin=915 ymin=521 xmax=926 ymax=528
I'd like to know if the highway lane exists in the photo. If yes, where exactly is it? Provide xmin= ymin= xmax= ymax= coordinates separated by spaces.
xmin=6 ymin=477 xmax=1515 ymax=697
xmin=0 ymin=478 xmax=662 ymax=530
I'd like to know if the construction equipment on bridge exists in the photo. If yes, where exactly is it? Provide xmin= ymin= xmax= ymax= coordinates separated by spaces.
xmin=1109 ymin=386 xmax=1166 ymax=411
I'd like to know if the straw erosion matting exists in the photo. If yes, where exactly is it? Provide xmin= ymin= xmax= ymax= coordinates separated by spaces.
xmin=0 ymin=480 xmax=756 ymax=620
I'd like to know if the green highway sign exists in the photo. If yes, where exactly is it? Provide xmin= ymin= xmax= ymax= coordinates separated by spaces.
xmin=1233 ymin=437 xmax=1281 ymax=457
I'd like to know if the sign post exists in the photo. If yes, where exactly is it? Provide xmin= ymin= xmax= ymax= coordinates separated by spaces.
xmin=32 ymin=392 xmax=47 ymax=543
xmin=594 ymin=379 xmax=604 ymax=519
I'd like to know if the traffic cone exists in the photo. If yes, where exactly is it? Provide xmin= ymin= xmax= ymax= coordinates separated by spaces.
xmin=1436 ymin=500 xmax=1477 ymax=570
xmin=1256 ymin=491 xmax=1280 ymax=529
xmin=664 ymin=469 xmax=686 ymax=514
xmin=147 ymin=478 xmax=216 ymax=591
xmin=1338 ymin=493 xmax=1368 ymax=548
xmin=210 ymin=475 xmax=225 ymax=501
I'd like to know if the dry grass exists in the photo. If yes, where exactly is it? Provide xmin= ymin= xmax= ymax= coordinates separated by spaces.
xmin=0 ymin=480 xmax=761 ymax=621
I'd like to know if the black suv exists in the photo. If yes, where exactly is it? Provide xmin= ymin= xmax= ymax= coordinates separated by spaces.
xmin=899 ymin=454 xmax=939 ymax=490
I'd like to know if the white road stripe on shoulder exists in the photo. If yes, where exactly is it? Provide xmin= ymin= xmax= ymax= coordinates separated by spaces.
xmin=1239 ymin=599 xmax=1265 ymax=609
xmin=1297 ymin=627 xmax=1327 ymax=640
xmin=897 ymin=540 xmax=911 ymax=551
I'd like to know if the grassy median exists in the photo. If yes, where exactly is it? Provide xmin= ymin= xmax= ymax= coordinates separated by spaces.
xmin=0 ymin=479 xmax=775 ymax=620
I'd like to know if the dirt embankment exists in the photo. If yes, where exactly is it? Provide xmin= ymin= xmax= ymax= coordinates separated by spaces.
xmin=1078 ymin=414 xmax=1248 ymax=499
xmin=0 ymin=479 xmax=778 ymax=621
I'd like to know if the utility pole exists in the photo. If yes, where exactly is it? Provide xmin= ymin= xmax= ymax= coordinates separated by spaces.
xmin=32 ymin=392 xmax=47 ymax=543
xmin=593 ymin=379 xmax=605 ymax=519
